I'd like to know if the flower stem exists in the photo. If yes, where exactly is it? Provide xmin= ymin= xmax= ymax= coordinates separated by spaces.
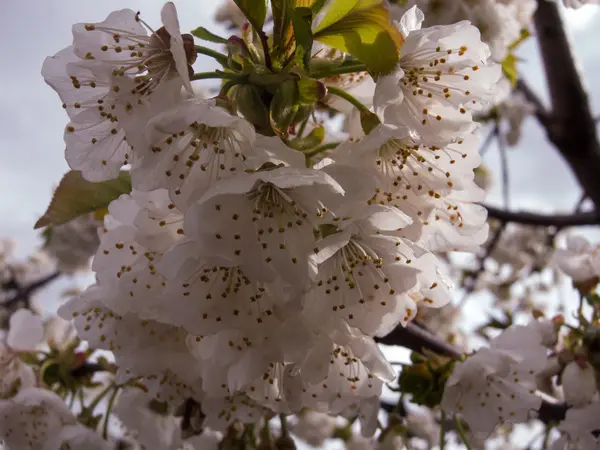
xmin=194 ymin=45 xmax=230 ymax=67
xmin=191 ymin=71 xmax=240 ymax=81
xmin=326 ymin=86 xmax=369 ymax=113
xmin=219 ymin=76 xmax=248 ymax=96
xmin=312 ymin=63 xmax=368 ymax=79
xmin=279 ymin=414 xmax=289 ymax=437
xmin=454 ymin=416 xmax=473 ymax=450
xmin=102 ymin=386 xmax=120 ymax=439
xmin=86 ymin=383 xmax=114 ymax=414
xmin=440 ymin=411 xmax=446 ymax=450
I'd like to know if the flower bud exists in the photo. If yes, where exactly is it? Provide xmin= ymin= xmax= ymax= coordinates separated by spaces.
xmin=269 ymin=79 xmax=299 ymax=138
xmin=562 ymin=359 xmax=597 ymax=407
xmin=297 ymin=77 xmax=327 ymax=105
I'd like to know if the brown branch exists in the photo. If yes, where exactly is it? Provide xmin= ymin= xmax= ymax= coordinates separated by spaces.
xmin=1 ymin=271 xmax=61 ymax=307
xmin=376 ymin=322 xmax=461 ymax=358
xmin=516 ymin=78 xmax=551 ymax=129
xmin=533 ymin=0 xmax=600 ymax=208
xmin=484 ymin=205 xmax=600 ymax=228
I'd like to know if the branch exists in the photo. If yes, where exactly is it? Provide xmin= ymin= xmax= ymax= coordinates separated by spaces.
xmin=376 ymin=322 xmax=567 ymax=423
xmin=1 ymin=271 xmax=62 ymax=307
xmin=516 ymin=78 xmax=551 ymax=129
xmin=484 ymin=205 xmax=600 ymax=228
xmin=533 ymin=0 xmax=600 ymax=208
xmin=376 ymin=322 xmax=461 ymax=358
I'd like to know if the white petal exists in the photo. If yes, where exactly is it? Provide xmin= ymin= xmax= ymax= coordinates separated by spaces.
xmin=7 ymin=309 xmax=44 ymax=351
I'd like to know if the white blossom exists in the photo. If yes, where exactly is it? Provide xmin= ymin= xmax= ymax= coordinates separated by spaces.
xmin=325 ymin=124 xmax=488 ymax=252
xmin=553 ymin=235 xmax=600 ymax=283
xmin=7 ymin=309 xmax=44 ymax=352
xmin=44 ymin=424 xmax=112 ymax=450
xmin=441 ymin=324 xmax=547 ymax=436
xmin=0 ymin=388 xmax=77 ymax=450
xmin=72 ymin=3 xmax=195 ymax=95
xmin=552 ymin=401 xmax=600 ymax=450
xmin=562 ymin=360 xmax=598 ymax=408
xmin=375 ymin=6 xmax=502 ymax=146
xmin=182 ymin=167 xmax=346 ymax=289
xmin=115 ymin=387 xmax=184 ymax=450
xmin=290 ymin=410 xmax=338 ymax=447
xmin=132 ymin=99 xmax=302 ymax=210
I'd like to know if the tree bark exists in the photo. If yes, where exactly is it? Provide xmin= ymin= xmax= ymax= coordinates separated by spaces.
xmin=533 ymin=0 xmax=600 ymax=207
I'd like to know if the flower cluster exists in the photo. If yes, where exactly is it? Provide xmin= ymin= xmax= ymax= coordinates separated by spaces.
xmin=38 ymin=2 xmax=502 ymax=434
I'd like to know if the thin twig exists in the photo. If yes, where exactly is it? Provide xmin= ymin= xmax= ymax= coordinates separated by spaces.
xmin=479 ymin=125 xmax=497 ymax=157
xmin=516 ymin=78 xmax=551 ymax=129
xmin=496 ymin=124 xmax=510 ymax=210
xmin=1 ymin=271 xmax=61 ymax=307
xmin=460 ymin=220 xmax=506 ymax=303
xmin=484 ymin=206 xmax=600 ymax=228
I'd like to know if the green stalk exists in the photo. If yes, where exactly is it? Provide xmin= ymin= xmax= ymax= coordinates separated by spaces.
xmin=440 ymin=411 xmax=446 ymax=450
xmin=304 ymin=142 xmax=340 ymax=159
xmin=326 ymin=86 xmax=369 ymax=113
xmin=454 ymin=416 xmax=473 ymax=450
xmin=190 ymin=71 xmax=239 ymax=81
xmin=194 ymin=45 xmax=230 ymax=67
xmin=312 ymin=63 xmax=368 ymax=79
xmin=85 ymin=383 xmax=114 ymax=414
xmin=102 ymin=386 xmax=120 ymax=439
xmin=219 ymin=76 xmax=248 ymax=96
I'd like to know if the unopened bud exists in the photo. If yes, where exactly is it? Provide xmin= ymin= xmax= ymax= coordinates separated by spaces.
xmin=233 ymin=85 xmax=271 ymax=133
xmin=269 ymin=80 xmax=299 ymax=138
xmin=297 ymin=77 xmax=327 ymax=105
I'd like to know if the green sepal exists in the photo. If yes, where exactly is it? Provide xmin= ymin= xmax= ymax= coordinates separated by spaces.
xmin=360 ymin=110 xmax=381 ymax=134
xmin=288 ymin=125 xmax=326 ymax=150
xmin=190 ymin=26 xmax=228 ymax=44
xmin=297 ymin=77 xmax=327 ymax=104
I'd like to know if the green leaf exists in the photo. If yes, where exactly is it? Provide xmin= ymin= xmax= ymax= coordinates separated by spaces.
xmin=234 ymin=0 xmax=268 ymax=31
xmin=501 ymin=53 xmax=519 ymax=87
xmin=291 ymin=7 xmax=314 ymax=70
xmin=501 ymin=29 xmax=530 ymax=87
xmin=34 ymin=171 xmax=131 ymax=229
xmin=271 ymin=0 xmax=297 ymax=60
xmin=508 ymin=28 xmax=531 ymax=52
xmin=190 ymin=26 xmax=228 ymax=44
xmin=313 ymin=0 xmax=403 ymax=75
